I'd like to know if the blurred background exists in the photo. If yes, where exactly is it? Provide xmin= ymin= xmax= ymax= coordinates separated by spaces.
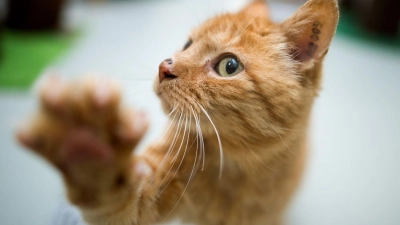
xmin=0 ymin=0 xmax=399 ymax=224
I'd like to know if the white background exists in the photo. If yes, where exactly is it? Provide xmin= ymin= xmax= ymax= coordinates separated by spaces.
xmin=1 ymin=0 xmax=400 ymax=224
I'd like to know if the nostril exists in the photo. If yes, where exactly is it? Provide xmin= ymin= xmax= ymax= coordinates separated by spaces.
xmin=159 ymin=58 xmax=177 ymax=83
xmin=165 ymin=58 xmax=173 ymax=65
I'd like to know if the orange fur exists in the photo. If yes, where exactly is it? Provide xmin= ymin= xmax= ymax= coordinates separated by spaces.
xmin=17 ymin=1 xmax=339 ymax=224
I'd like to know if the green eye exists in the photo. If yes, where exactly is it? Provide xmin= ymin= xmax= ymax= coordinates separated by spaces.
xmin=216 ymin=56 xmax=244 ymax=77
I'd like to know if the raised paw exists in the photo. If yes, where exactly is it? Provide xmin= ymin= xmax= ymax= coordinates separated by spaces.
xmin=17 ymin=76 xmax=150 ymax=208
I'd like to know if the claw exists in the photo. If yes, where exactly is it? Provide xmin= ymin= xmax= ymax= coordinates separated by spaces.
xmin=41 ymin=76 xmax=65 ymax=110
xmin=92 ymin=78 xmax=120 ymax=109
xmin=94 ymin=78 xmax=112 ymax=108
xmin=133 ymin=110 xmax=149 ymax=134
xmin=16 ymin=124 xmax=43 ymax=151
xmin=118 ymin=110 xmax=149 ymax=144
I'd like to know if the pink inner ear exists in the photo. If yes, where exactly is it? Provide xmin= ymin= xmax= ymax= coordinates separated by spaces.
xmin=293 ymin=21 xmax=325 ymax=62
xmin=294 ymin=41 xmax=320 ymax=62
xmin=294 ymin=42 xmax=313 ymax=62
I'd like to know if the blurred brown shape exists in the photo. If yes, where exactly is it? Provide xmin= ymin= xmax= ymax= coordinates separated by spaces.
xmin=6 ymin=0 xmax=65 ymax=31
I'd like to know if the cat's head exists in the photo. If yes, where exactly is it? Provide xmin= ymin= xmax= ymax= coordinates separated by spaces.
xmin=154 ymin=0 xmax=339 ymax=143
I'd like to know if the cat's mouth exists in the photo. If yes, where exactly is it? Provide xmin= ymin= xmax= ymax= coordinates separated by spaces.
xmin=159 ymin=70 xmax=178 ymax=83
xmin=163 ymin=73 xmax=178 ymax=80
xmin=155 ymin=81 xmax=202 ymax=120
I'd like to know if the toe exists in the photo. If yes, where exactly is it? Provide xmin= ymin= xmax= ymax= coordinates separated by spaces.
xmin=40 ymin=76 xmax=66 ymax=113
xmin=90 ymin=78 xmax=121 ymax=110
xmin=16 ymin=124 xmax=42 ymax=151
xmin=117 ymin=109 xmax=149 ymax=147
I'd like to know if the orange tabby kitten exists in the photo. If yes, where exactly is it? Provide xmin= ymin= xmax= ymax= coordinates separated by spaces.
xmin=17 ymin=0 xmax=339 ymax=224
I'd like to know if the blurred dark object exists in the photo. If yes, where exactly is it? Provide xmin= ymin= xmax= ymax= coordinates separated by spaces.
xmin=343 ymin=0 xmax=400 ymax=36
xmin=1 ymin=3 xmax=4 ymax=61
xmin=340 ymin=0 xmax=352 ymax=9
xmin=6 ymin=0 xmax=65 ymax=31
xmin=0 ymin=20 xmax=3 ymax=60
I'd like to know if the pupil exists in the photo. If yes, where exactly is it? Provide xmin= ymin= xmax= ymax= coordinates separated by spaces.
xmin=225 ymin=58 xmax=238 ymax=74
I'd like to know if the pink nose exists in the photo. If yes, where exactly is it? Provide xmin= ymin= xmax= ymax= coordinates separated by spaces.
xmin=159 ymin=58 xmax=177 ymax=83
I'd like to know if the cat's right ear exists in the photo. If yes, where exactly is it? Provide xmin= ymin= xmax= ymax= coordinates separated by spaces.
xmin=281 ymin=0 xmax=339 ymax=69
xmin=239 ymin=0 xmax=270 ymax=20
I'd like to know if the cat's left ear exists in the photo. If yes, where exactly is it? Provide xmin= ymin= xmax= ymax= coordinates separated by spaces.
xmin=239 ymin=0 xmax=270 ymax=19
xmin=281 ymin=0 xmax=339 ymax=68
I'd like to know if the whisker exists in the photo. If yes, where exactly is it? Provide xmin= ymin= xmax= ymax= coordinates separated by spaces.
xmin=270 ymin=123 xmax=294 ymax=155
xmin=192 ymin=106 xmax=201 ymax=172
xmin=153 ymin=114 xmax=188 ymax=197
xmin=147 ymin=110 xmax=184 ymax=187
xmin=228 ymin=1 xmax=268 ymax=45
xmin=271 ymin=125 xmax=307 ymax=132
xmin=194 ymin=100 xmax=224 ymax=179
xmin=190 ymin=105 xmax=205 ymax=171
xmin=162 ymin=131 xmax=199 ymax=222
xmin=164 ymin=112 xmax=186 ymax=159
xmin=243 ymin=142 xmax=277 ymax=172
xmin=189 ymin=105 xmax=204 ymax=179
xmin=198 ymin=112 xmax=205 ymax=171
xmin=154 ymin=114 xmax=195 ymax=201
xmin=146 ymin=104 xmax=179 ymax=155
xmin=229 ymin=11 xmax=252 ymax=45
xmin=172 ymin=114 xmax=189 ymax=164
xmin=145 ymin=108 xmax=180 ymax=172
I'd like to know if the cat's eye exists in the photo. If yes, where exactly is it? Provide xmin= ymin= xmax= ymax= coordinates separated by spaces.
xmin=183 ymin=39 xmax=193 ymax=51
xmin=215 ymin=56 xmax=244 ymax=77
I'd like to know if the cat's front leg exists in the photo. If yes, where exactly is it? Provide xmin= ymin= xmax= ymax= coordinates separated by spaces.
xmin=16 ymin=77 xmax=156 ymax=225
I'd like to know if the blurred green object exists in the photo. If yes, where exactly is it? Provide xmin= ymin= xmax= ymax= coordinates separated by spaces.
xmin=0 ymin=30 xmax=77 ymax=89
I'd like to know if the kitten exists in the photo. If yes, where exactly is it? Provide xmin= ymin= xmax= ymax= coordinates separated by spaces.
xmin=17 ymin=0 xmax=339 ymax=224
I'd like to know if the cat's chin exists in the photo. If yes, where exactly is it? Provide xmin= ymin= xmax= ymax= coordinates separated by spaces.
xmin=153 ymin=77 xmax=170 ymax=112
xmin=153 ymin=78 xmax=188 ymax=117
xmin=160 ymin=98 xmax=174 ymax=115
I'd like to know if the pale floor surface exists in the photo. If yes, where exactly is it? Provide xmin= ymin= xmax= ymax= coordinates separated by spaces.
xmin=1 ymin=0 xmax=400 ymax=224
